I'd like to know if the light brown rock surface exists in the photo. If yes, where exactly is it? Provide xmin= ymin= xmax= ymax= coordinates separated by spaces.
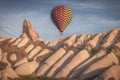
xmin=79 ymin=52 xmax=119 ymax=80
xmin=56 ymin=49 xmax=90 ymax=78
xmin=0 ymin=48 xmax=3 ymax=61
xmin=21 ymin=19 xmax=41 ymax=42
xmin=69 ymin=50 xmax=106 ymax=78
xmin=15 ymin=61 xmax=39 ymax=76
xmin=14 ymin=57 xmax=28 ymax=67
xmin=9 ymin=53 xmax=17 ymax=62
xmin=36 ymin=48 xmax=66 ymax=76
xmin=0 ymin=19 xmax=120 ymax=80
xmin=25 ymin=44 xmax=34 ymax=53
xmin=47 ymin=38 xmax=63 ymax=49
xmin=28 ymin=46 xmax=41 ymax=60
xmin=34 ymin=49 xmax=50 ymax=60
xmin=0 ymin=36 xmax=7 ymax=41
xmin=1 ymin=52 xmax=11 ymax=68
xmin=64 ymin=34 xmax=77 ymax=47
xmin=94 ymin=65 xmax=120 ymax=80
xmin=1 ymin=67 xmax=18 ymax=80
xmin=47 ymin=50 xmax=74 ymax=77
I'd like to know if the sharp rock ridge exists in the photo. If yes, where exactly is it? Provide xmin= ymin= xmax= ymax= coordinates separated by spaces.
xmin=20 ymin=18 xmax=41 ymax=42
xmin=0 ymin=19 xmax=120 ymax=80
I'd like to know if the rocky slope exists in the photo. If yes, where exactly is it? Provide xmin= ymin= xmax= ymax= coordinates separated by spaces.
xmin=0 ymin=19 xmax=120 ymax=80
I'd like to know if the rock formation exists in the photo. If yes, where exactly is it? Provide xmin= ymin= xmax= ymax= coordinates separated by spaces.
xmin=20 ymin=19 xmax=41 ymax=42
xmin=0 ymin=19 xmax=120 ymax=80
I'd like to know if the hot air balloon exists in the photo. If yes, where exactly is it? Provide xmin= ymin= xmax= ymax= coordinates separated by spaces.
xmin=51 ymin=5 xmax=72 ymax=35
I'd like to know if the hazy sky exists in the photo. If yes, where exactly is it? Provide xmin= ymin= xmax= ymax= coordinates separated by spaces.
xmin=0 ymin=0 xmax=120 ymax=41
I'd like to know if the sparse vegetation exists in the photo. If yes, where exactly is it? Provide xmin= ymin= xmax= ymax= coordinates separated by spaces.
xmin=36 ymin=52 xmax=52 ymax=63
xmin=0 ymin=61 xmax=8 ymax=70
xmin=33 ymin=41 xmax=47 ymax=49
xmin=0 ymin=39 xmax=27 ymax=62
xmin=11 ymin=76 xmax=77 ymax=80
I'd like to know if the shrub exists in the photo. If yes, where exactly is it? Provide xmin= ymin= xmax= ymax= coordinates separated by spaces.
xmin=12 ymin=76 xmax=76 ymax=80
xmin=0 ymin=61 xmax=8 ymax=70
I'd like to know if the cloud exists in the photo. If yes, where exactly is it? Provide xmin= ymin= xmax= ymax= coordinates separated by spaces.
xmin=69 ymin=0 xmax=120 ymax=21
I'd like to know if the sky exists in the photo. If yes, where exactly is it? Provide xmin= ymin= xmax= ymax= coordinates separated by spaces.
xmin=0 ymin=0 xmax=120 ymax=41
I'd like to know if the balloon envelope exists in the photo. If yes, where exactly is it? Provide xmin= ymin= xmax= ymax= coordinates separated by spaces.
xmin=51 ymin=5 xmax=72 ymax=34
